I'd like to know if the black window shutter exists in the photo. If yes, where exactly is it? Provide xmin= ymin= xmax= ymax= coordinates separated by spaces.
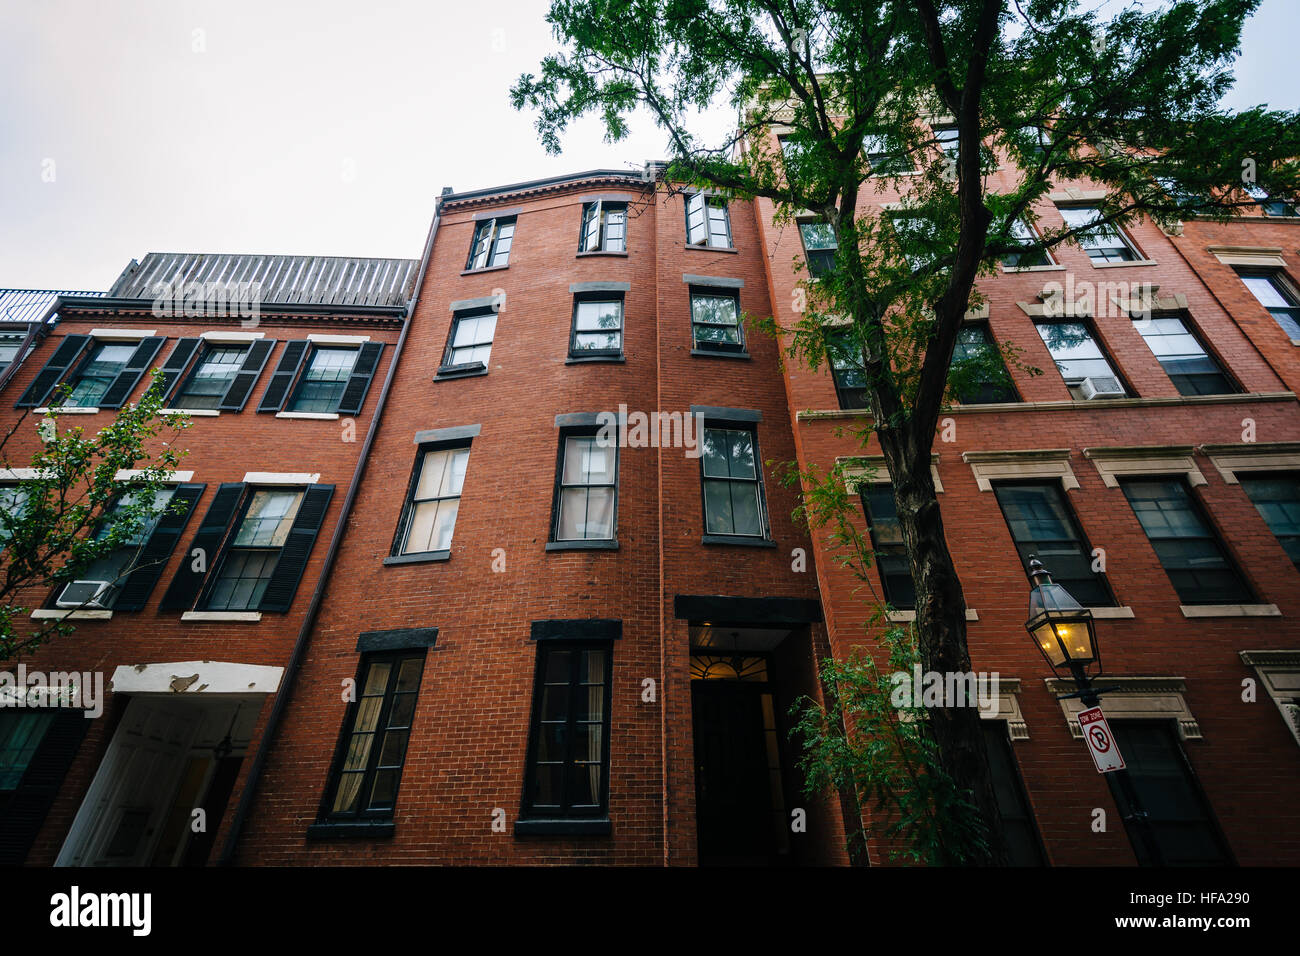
xmin=0 ymin=711 xmax=89 ymax=865
xmin=156 ymin=337 xmax=203 ymax=404
xmin=259 ymin=484 xmax=334 ymax=612
xmin=113 ymin=483 xmax=206 ymax=612
xmin=98 ymin=336 xmax=166 ymax=409
xmin=14 ymin=334 xmax=92 ymax=408
xmin=257 ymin=340 xmax=310 ymax=413
xmin=335 ymin=342 xmax=384 ymax=415
xmin=219 ymin=338 xmax=277 ymax=411
xmin=158 ymin=482 xmax=246 ymax=611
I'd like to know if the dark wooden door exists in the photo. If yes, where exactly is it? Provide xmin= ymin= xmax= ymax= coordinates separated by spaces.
xmin=692 ymin=680 xmax=775 ymax=865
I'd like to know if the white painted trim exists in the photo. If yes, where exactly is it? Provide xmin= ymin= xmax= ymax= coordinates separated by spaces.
xmin=961 ymin=449 xmax=1079 ymax=492
xmin=108 ymin=661 xmax=283 ymax=695
xmin=1090 ymin=259 xmax=1156 ymax=269
xmin=1049 ymin=188 xmax=1108 ymax=202
xmin=34 ymin=406 xmax=98 ymax=415
xmin=161 ymin=408 xmax=220 ymax=417
xmin=180 ymin=611 xmax=263 ymax=623
xmin=306 ymin=333 xmax=370 ymax=344
xmin=87 ymin=328 xmax=157 ymax=340
xmin=242 ymin=471 xmax=321 ymax=485
xmin=200 ymin=330 xmax=266 ymax=343
xmin=114 ymin=469 xmax=195 ymax=483
xmin=30 ymin=608 xmax=112 ymax=621
xmin=275 ymin=411 xmax=340 ymax=421
xmin=1082 ymin=445 xmax=1207 ymax=488
xmin=1198 ymin=442 xmax=1300 ymax=484
xmin=1239 ymin=650 xmax=1300 ymax=747
xmin=887 ymin=608 xmax=979 ymax=622
xmin=1180 ymin=604 xmax=1280 ymax=618
xmin=1088 ymin=606 xmax=1135 ymax=619
xmin=976 ymin=677 xmax=1028 ymax=740
xmin=1208 ymin=246 xmax=1287 ymax=268
xmin=1045 ymin=676 xmax=1201 ymax=739
xmin=839 ymin=454 xmax=944 ymax=493
xmin=0 ymin=468 xmax=49 ymax=480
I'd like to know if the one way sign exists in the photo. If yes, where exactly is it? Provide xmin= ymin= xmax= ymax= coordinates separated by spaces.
xmin=1078 ymin=706 xmax=1125 ymax=773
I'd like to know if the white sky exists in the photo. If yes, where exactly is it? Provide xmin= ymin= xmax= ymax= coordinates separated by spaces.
xmin=1 ymin=0 xmax=1296 ymax=290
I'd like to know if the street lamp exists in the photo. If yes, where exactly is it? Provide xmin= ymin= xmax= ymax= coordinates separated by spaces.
xmin=1022 ymin=556 xmax=1165 ymax=866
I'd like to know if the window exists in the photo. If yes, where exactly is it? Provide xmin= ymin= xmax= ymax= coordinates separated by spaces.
xmin=1120 ymin=477 xmax=1252 ymax=605
xmin=395 ymin=446 xmax=469 ymax=557
xmin=570 ymin=297 xmax=623 ymax=357
xmin=981 ymin=722 xmax=1046 ymax=865
xmin=859 ymin=485 xmax=914 ymax=609
xmin=1132 ymin=315 xmax=1235 ymax=396
xmin=685 ymin=193 xmax=732 ymax=248
xmin=1035 ymin=321 xmax=1127 ymax=399
xmin=288 ymin=347 xmax=358 ymax=413
xmin=174 ymin=345 xmax=249 ymax=410
xmin=890 ymin=215 xmax=943 ymax=271
xmin=702 ymin=427 xmax=768 ymax=539
xmin=466 ymin=216 xmax=515 ymax=270
xmin=522 ymin=641 xmax=612 ymax=820
xmin=1109 ymin=720 xmax=1232 ymax=866
xmin=950 ymin=324 xmax=1018 ymax=404
xmin=0 ymin=713 xmax=54 ymax=792
xmin=798 ymin=221 xmax=838 ymax=278
xmin=690 ymin=289 xmax=744 ymax=353
xmin=933 ymin=125 xmax=960 ymax=159
xmin=204 ymin=489 xmax=304 ymax=611
xmin=553 ymin=434 xmax=617 ymax=543
xmin=578 ymin=201 xmax=626 ymax=253
xmin=54 ymin=487 xmax=175 ymax=610
xmin=1057 ymin=206 xmax=1141 ymax=263
xmin=993 ymin=482 xmax=1114 ymax=606
xmin=863 ymin=134 xmax=912 ymax=175
xmin=64 ymin=341 xmax=137 ymax=407
xmin=825 ymin=328 xmax=868 ymax=410
xmin=1246 ymin=185 xmax=1298 ymax=218
xmin=0 ymin=484 xmax=30 ymax=546
xmin=1238 ymin=271 xmax=1300 ymax=340
xmin=1001 ymin=219 xmax=1051 ymax=268
xmin=0 ymin=332 xmax=25 ymax=367
xmin=322 ymin=651 xmax=425 ymax=820
xmin=443 ymin=309 xmax=497 ymax=370
xmin=1239 ymin=473 xmax=1300 ymax=569
xmin=1018 ymin=125 xmax=1050 ymax=157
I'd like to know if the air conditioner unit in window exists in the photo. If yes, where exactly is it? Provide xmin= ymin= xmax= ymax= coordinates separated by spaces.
xmin=56 ymin=580 xmax=113 ymax=609
xmin=1078 ymin=376 xmax=1125 ymax=399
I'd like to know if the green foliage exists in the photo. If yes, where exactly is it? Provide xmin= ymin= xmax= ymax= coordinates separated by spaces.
xmin=0 ymin=371 xmax=191 ymax=660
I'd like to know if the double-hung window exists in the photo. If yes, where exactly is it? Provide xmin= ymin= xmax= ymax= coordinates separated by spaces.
xmin=1001 ymin=219 xmax=1052 ymax=268
xmin=1057 ymin=206 xmax=1141 ymax=263
xmin=859 ymin=484 xmax=914 ymax=609
xmin=174 ymin=344 xmax=250 ymax=410
xmin=15 ymin=333 xmax=165 ymax=411
xmin=950 ymin=324 xmax=1019 ymax=404
xmin=993 ymin=481 xmax=1114 ymax=607
xmin=466 ymin=216 xmax=516 ymax=270
xmin=798 ymin=221 xmax=838 ymax=278
xmin=863 ymin=134 xmax=911 ymax=176
xmin=443 ymin=309 xmax=496 ymax=372
xmin=1238 ymin=271 xmax=1300 ymax=340
xmin=393 ymin=444 xmax=470 ymax=558
xmin=0 ymin=484 xmax=30 ymax=547
xmin=256 ymin=340 xmax=382 ymax=416
xmin=54 ymin=486 xmax=177 ymax=611
xmin=825 ymin=327 xmax=868 ymax=410
xmin=551 ymin=432 xmax=617 ymax=545
xmin=579 ymin=201 xmax=626 ymax=253
xmin=690 ymin=288 xmax=744 ymax=353
xmin=981 ymin=722 xmax=1047 ymax=866
xmin=701 ymin=426 xmax=768 ymax=540
xmin=933 ymin=125 xmax=960 ymax=160
xmin=1131 ymin=314 xmax=1236 ymax=396
xmin=321 ymin=651 xmax=425 ymax=821
xmin=1246 ymin=185 xmax=1298 ymax=218
xmin=204 ymin=489 xmax=304 ymax=611
xmin=570 ymin=297 xmax=623 ymax=358
xmin=521 ymin=640 xmax=612 ymax=823
xmin=1239 ymin=473 xmax=1300 ymax=569
xmin=1035 ymin=321 xmax=1127 ymax=399
xmin=64 ymin=342 xmax=137 ymax=407
xmin=288 ymin=347 xmax=357 ymax=413
xmin=1120 ymin=477 xmax=1253 ymax=605
xmin=685 ymin=194 xmax=732 ymax=248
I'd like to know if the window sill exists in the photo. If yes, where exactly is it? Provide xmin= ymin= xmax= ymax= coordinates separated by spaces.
xmin=546 ymin=539 xmax=618 ymax=551
xmin=276 ymin=411 xmax=340 ymax=420
xmin=306 ymin=821 xmax=396 ymax=840
xmin=701 ymin=534 xmax=776 ymax=548
xmin=1089 ymin=259 xmax=1156 ymax=269
xmin=181 ymin=611 xmax=263 ymax=623
xmin=162 ymin=408 xmax=219 ymax=417
xmin=383 ymin=550 xmax=451 ymax=565
xmin=31 ymin=608 xmax=113 ymax=620
xmin=575 ymin=250 xmax=628 ymax=258
xmin=513 ymin=817 xmax=611 ymax=836
xmin=1180 ymin=603 xmax=1280 ymax=618
xmin=566 ymin=353 xmax=625 ymax=364
xmin=460 ymin=264 xmax=509 ymax=276
xmin=34 ymin=406 xmax=99 ymax=415
xmin=1088 ymin=606 xmax=1135 ymax=619
xmin=435 ymin=362 xmax=488 ymax=380
xmin=683 ymin=244 xmax=739 ymax=254
xmin=886 ymin=608 xmax=979 ymax=623
xmin=690 ymin=348 xmax=751 ymax=360
xmin=1000 ymin=264 xmax=1064 ymax=273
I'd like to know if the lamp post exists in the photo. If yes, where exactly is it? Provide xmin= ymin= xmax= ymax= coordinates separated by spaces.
xmin=1024 ymin=557 xmax=1165 ymax=866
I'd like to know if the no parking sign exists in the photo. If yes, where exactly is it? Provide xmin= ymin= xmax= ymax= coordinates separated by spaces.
xmin=1078 ymin=706 xmax=1125 ymax=773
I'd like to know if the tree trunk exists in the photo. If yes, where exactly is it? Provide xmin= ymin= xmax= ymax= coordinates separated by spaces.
xmin=878 ymin=426 xmax=1009 ymax=866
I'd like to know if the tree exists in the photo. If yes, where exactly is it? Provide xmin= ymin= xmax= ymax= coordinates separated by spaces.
xmin=513 ymin=0 xmax=1300 ymax=863
xmin=0 ymin=372 xmax=191 ymax=661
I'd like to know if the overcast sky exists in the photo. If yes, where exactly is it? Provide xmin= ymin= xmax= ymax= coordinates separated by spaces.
xmin=2 ymin=0 xmax=1296 ymax=291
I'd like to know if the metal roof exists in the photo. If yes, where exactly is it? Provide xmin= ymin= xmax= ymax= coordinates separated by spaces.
xmin=107 ymin=253 xmax=420 ymax=309
xmin=0 ymin=287 xmax=105 ymax=325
